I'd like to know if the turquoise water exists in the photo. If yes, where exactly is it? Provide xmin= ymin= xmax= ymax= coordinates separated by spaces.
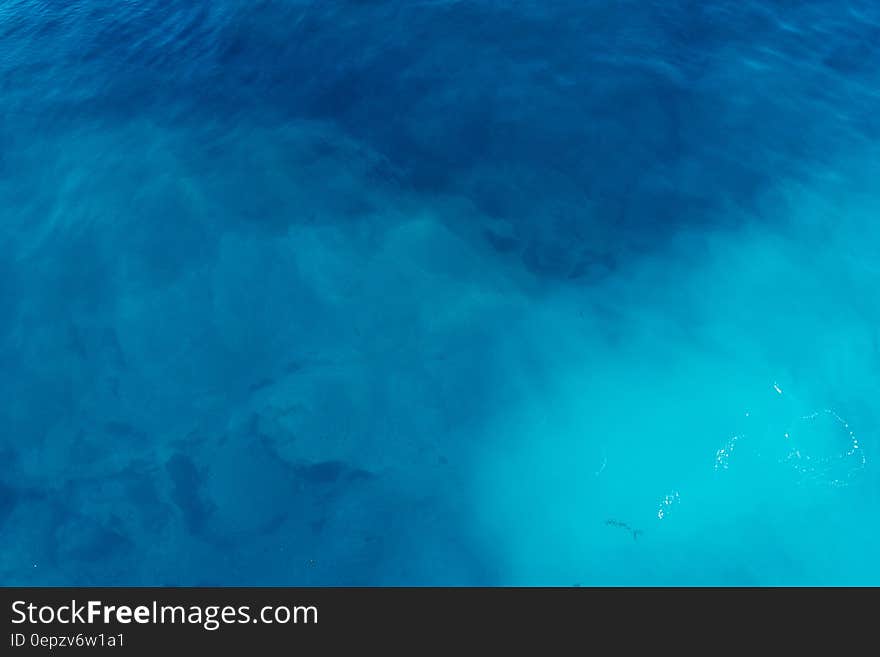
xmin=2 ymin=0 xmax=879 ymax=585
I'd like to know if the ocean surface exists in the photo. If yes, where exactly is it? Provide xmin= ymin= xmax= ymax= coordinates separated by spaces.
xmin=2 ymin=0 xmax=880 ymax=585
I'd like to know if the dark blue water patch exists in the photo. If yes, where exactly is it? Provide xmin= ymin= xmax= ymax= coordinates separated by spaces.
xmin=0 ymin=481 xmax=23 ymax=528
xmin=53 ymin=514 xmax=133 ymax=564
xmin=29 ymin=226 xmax=119 ymax=316
xmin=297 ymin=460 xmax=373 ymax=485
xmin=2 ymin=1 xmax=874 ymax=290
xmin=103 ymin=421 xmax=146 ymax=442
xmin=165 ymin=452 xmax=213 ymax=537
xmin=207 ymin=1 xmax=867 ymax=276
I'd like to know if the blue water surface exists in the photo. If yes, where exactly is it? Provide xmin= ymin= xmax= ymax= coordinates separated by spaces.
xmin=2 ymin=0 xmax=880 ymax=585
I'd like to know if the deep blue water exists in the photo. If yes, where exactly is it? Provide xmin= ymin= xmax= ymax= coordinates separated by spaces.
xmin=2 ymin=0 xmax=880 ymax=585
